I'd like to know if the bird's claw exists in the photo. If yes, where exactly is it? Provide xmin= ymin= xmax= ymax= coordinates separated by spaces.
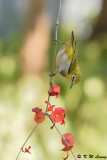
xmin=54 ymin=40 xmax=58 ymax=44
xmin=49 ymin=73 xmax=56 ymax=76
xmin=54 ymin=39 xmax=67 ymax=45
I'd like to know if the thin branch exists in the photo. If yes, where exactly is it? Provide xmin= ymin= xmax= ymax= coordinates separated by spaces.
xmin=47 ymin=114 xmax=77 ymax=160
xmin=16 ymin=150 xmax=21 ymax=160
xmin=51 ymin=0 xmax=61 ymax=73
xmin=46 ymin=0 xmax=61 ymax=112
xmin=16 ymin=114 xmax=45 ymax=160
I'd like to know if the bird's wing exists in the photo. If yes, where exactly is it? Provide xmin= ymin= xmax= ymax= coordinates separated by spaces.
xmin=68 ymin=61 xmax=72 ymax=74
xmin=59 ymin=45 xmax=66 ymax=52
xmin=72 ymin=42 xmax=77 ymax=62
xmin=68 ymin=42 xmax=77 ymax=74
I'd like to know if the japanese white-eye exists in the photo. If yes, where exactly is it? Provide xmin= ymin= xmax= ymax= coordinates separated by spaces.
xmin=56 ymin=31 xmax=81 ymax=88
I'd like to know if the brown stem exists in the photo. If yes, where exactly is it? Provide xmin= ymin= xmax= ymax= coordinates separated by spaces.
xmin=16 ymin=114 xmax=45 ymax=160
xmin=47 ymin=114 xmax=77 ymax=160
xmin=45 ymin=0 xmax=61 ymax=112
xmin=51 ymin=0 xmax=61 ymax=73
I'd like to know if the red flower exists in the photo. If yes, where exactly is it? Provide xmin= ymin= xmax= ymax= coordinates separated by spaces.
xmin=55 ymin=107 xmax=67 ymax=116
xmin=48 ymin=105 xmax=55 ymax=112
xmin=32 ymin=107 xmax=42 ymax=113
xmin=61 ymin=133 xmax=74 ymax=148
xmin=48 ymin=85 xmax=60 ymax=98
xmin=61 ymin=133 xmax=74 ymax=160
xmin=55 ymin=108 xmax=67 ymax=125
xmin=24 ymin=146 xmax=31 ymax=154
xmin=34 ymin=112 xmax=45 ymax=124
xmin=51 ymin=110 xmax=64 ymax=122
xmin=45 ymin=101 xmax=55 ymax=112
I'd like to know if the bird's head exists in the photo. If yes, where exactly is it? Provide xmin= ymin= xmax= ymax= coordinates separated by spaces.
xmin=66 ymin=68 xmax=81 ymax=89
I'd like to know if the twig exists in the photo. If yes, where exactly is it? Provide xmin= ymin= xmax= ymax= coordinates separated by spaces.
xmin=51 ymin=0 xmax=61 ymax=73
xmin=45 ymin=0 xmax=61 ymax=112
xmin=47 ymin=114 xmax=77 ymax=160
xmin=16 ymin=114 xmax=45 ymax=160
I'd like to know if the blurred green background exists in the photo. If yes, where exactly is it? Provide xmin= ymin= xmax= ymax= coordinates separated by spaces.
xmin=0 ymin=0 xmax=107 ymax=160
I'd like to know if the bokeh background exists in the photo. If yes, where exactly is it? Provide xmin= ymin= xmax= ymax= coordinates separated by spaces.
xmin=0 ymin=0 xmax=107 ymax=160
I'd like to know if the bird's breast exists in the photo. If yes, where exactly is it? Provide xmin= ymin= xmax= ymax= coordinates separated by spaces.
xmin=56 ymin=49 xmax=71 ymax=77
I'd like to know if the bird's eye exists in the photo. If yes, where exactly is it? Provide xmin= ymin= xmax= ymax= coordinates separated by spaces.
xmin=71 ymin=75 xmax=76 ymax=80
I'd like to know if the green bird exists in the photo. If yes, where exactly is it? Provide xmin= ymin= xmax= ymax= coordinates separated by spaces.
xmin=56 ymin=31 xmax=81 ymax=88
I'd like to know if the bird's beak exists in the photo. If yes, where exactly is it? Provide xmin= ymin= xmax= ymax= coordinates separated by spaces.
xmin=70 ymin=81 xmax=74 ymax=89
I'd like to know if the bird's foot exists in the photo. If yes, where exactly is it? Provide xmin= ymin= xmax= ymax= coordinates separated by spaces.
xmin=49 ymin=69 xmax=61 ymax=77
xmin=49 ymin=73 xmax=56 ymax=76
xmin=54 ymin=39 xmax=67 ymax=45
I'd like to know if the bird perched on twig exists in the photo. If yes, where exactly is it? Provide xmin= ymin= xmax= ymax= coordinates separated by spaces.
xmin=50 ymin=31 xmax=81 ymax=89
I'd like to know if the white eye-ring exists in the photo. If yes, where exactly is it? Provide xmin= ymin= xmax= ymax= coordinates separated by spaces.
xmin=71 ymin=75 xmax=76 ymax=81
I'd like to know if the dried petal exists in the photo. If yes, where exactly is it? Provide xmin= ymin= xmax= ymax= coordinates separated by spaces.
xmin=32 ymin=107 xmax=42 ymax=113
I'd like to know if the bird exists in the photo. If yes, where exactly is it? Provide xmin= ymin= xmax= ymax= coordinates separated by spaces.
xmin=55 ymin=31 xmax=81 ymax=89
